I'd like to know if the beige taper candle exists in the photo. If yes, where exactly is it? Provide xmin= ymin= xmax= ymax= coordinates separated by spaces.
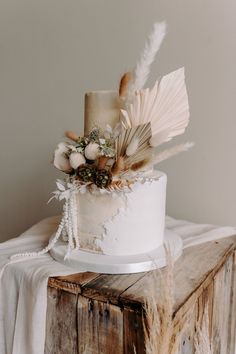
xmin=84 ymin=91 xmax=120 ymax=135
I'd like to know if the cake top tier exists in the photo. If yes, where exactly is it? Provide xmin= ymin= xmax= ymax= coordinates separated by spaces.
xmin=84 ymin=91 xmax=120 ymax=136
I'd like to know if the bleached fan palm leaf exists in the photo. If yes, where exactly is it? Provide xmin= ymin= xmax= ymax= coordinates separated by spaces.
xmin=121 ymin=68 xmax=190 ymax=147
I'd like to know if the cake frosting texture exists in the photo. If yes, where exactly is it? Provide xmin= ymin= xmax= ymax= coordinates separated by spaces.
xmin=77 ymin=171 xmax=167 ymax=256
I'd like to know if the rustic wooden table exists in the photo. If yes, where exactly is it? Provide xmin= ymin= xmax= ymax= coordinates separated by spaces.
xmin=45 ymin=236 xmax=236 ymax=354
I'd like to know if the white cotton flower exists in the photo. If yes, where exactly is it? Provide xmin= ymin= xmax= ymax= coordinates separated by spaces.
xmin=84 ymin=142 xmax=100 ymax=160
xmin=53 ymin=142 xmax=72 ymax=172
xmin=69 ymin=152 xmax=86 ymax=169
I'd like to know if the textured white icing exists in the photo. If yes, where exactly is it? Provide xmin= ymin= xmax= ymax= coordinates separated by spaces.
xmin=76 ymin=170 xmax=167 ymax=256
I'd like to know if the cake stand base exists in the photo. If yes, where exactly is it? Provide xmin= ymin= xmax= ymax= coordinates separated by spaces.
xmin=50 ymin=229 xmax=183 ymax=274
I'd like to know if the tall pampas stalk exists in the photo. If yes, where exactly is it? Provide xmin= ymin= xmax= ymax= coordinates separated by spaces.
xmin=127 ymin=21 xmax=167 ymax=99
xmin=152 ymin=142 xmax=194 ymax=166
xmin=144 ymin=247 xmax=176 ymax=354
xmin=143 ymin=247 xmax=192 ymax=354
xmin=194 ymin=306 xmax=213 ymax=354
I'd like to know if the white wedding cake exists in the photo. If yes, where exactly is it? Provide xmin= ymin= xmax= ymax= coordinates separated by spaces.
xmin=49 ymin=22 xmax=191 ymax=271
xmin=75 ymin=91 xmax=167 ymax=256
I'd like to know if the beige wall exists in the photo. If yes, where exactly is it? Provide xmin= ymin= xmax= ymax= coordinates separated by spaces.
xmin=0 ymin=0 xmax=236 ymax=241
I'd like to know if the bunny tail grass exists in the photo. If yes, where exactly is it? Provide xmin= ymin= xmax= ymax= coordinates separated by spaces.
xmin=65 ymin=131 xmax=80 ymax=142
xmin=153 ymin=142 xmax=194 ymax=166
xmin=119 ymin=72 xmax=132 ymax=98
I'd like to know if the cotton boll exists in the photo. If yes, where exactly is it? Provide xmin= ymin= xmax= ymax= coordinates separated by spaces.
xmin=84 ymin=142 xmax=100 ymax=160
xmin=69 ymin=152 xmax=86 ymax=169
xmin=53 ymin=142 xmax=72 ymax=172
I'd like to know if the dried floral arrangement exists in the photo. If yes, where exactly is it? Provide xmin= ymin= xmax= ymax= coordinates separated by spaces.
xmin=53 ymin=21 xmax=193 ymax=194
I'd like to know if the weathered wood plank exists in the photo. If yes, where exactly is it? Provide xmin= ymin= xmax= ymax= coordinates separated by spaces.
xmin=77 ymin=295 xmax=123 ymax=354
xmin=120 ymin=237 xmax=236 ymax=313
xmin=123 ymin=307 xmax=145 ymax=354
xmin=81 ymin=273 xmax=147 ymax=305
xmin=45 ymin=288 xmax=78 ymax=354
xmin=211 ymin=254 xmax=234 ymax=354
xmin=46 ymin=236 xmax=236 ymax=353
xmin=48 ymin=272 xmax=100 ymax=294
xmin=229 ymin=251 xmax=236 ymax=354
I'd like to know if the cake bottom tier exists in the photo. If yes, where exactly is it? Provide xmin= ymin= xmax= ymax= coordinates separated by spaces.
xmin=76 ymin=171 xmax=167 ymax=256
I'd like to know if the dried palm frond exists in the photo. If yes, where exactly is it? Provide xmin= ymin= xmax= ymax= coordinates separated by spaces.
xmin=115 ymin=122 xmax=153 ymax=167
xmin=127 ymin=21 xmax=167 ymax=99
xmin=121 ymin=68 xmax=190 ymax=147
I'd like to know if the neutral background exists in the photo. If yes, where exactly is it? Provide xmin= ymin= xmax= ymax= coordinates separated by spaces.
xmin=0 ymin=0 xmax=236 ymax=241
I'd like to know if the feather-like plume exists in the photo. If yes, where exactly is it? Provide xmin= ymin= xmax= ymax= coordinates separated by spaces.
xmin=152 ymin=142 xmax=194 ymax=165
xmin=121 ymin=68 xmax=190 ymax=147
xmin=127 ymin=21 xmax=166 ymax=99
xmin=119 ymin=72 xmax=132 ymax=98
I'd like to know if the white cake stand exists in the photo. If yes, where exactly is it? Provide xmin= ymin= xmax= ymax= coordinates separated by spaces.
xmin=50 ymin=229 xmax=183 ymax=274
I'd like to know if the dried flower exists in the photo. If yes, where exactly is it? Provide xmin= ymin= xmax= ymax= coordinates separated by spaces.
xmin=95 ymin=169 xmax=112 ymax=188
xmin=84 ymin=142 xmax=100 ymax=160
xmin=89 ymin=127 xmax=100 ymax=141
xmin=69 ymin=152 xmax=86 ymax=169
xmin=97 ymin=156 xmax=109 ymax=170
xmin=75 ymin=137 xmax=89 ymax=153
xmin=111 ymin=156 xmax=125 ymax=176
xmin=53 ymin=142 xmax=72 ymax=173
xmin=65 ymin=131 xmax=80 ymax=142
xmin=77 ymin=164 xmax=96 ymax=183
xmin=99 ymin=143 xmax=115 ymax=158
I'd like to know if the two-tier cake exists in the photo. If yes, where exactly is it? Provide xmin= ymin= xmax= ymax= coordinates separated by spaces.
xmin=47 ymin=22 xmax=191 ymax=273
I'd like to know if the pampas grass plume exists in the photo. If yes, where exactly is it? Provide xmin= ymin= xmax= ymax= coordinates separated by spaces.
xmin=128 ymin=21 xmax=167 ymax=98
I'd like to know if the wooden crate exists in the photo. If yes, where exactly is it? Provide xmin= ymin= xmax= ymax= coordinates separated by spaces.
xmin=45 ymin=236 xmax=236 ymax=354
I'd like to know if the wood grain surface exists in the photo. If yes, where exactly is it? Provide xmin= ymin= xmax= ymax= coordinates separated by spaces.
xmin=45 ymin=236 xmax=236 ymax=353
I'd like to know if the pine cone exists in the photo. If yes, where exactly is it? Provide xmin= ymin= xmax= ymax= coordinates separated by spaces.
xmin=77 ymin=164 xmax=96 ymax=183
xmin=95 ymin=169 xmax=112 ymax=188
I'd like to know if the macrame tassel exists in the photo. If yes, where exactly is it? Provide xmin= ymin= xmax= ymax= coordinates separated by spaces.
xmin=10 ymin=216 xmax=65 ymax=260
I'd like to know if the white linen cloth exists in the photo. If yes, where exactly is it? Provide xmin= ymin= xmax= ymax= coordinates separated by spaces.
xmin=0 ymin=215 xmax=235 ymax=354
